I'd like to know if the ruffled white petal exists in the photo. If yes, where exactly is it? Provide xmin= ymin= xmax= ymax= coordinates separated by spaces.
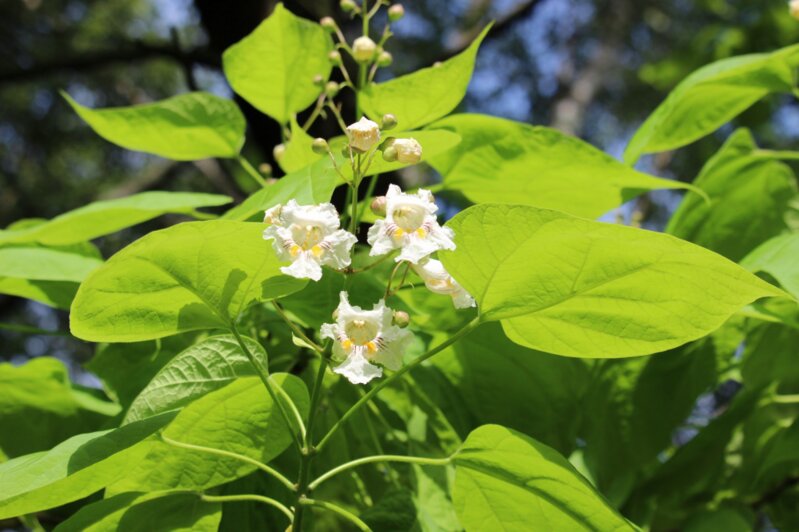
xmin=333 ymin=352 xmax=383 ymax=384
xmin=411 ymin=258 xmax=475 ymax=309
xmin=320 ymin=230 xmax=358 ymax=269
xmin=370 ymin=327 xmax=412 ymax=370
xmin=281 ymin=253 xmax=323 ymax=281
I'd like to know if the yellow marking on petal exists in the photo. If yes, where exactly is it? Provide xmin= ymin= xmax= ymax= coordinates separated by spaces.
xmin=311 ymin=245 xmax=324 ymax=258
xmin=393 ymin=228 xmax=405 ymax=238
xmin=416 ymin=228 xmax=426 ymax=237
xmin=341 ymin=339 xmax=353 ymax=350
xmin=289 ymin=245 xmax=301 ymax=257
xmin=366 ymin=341 xmax=378 ymax=353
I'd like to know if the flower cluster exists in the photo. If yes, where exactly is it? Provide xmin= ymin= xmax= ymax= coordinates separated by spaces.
xmin=262 ymin=118 xmax=474 ymax=383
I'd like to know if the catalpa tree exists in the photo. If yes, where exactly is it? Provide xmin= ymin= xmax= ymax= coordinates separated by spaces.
xmin=1 ymin=1 xmax=799 ymax=531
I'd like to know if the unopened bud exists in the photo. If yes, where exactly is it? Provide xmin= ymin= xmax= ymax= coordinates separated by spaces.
xmin=392 ymin=310 xmax=410 ymax=328
xmin=381 ymin=113 xmax=397 ymax=130
xmin=320 ymin=16 xmax=337 ymax=31
xmin=791 ymin=0 xmax=799 ymax=19
xmin=273 ymin=143 xmax=286 ymax=161
xmin=312 ymin=138 xmax=329 ymax=155
xmin=347 ymin=116 xmax=381 ymax=152
xmin=258 ymin=162 xmax=273 ymax=176
xmin=393 ymin=138 xmax=422 ymax=164
xmin=325 ymin=81 xmax=340 ymax=97
xmin=382 ymin=146 xmax=398 ymax=162
xmin=377 ymin=51 xmax=393 ymax=67
xmin=312 ymin=74 xmax=325 ymax=86
xmin=328 ymin=50 xmax=342 ymax=66
xmin=370 ymin=196 xmax=387 ymax=216
xmin=352 ymin=36 xmax=377 ymax=63
xmin=340 ymin=0 xmax=357 ymax=12
xmin=433 ymin=61 xmax=443 ymax=68
xmin=388 ymin=4 xmax=405 ymax=21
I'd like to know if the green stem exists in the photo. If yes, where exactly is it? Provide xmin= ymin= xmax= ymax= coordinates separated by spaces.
xmin=200 ymin=493 xmax=293 ymax=522
xmin=753 ymin=149 xmax=799 ymax=161
xmin=306 ymin=356 xmax=330 ymax=443
xmin=309 ymin=454 xmax=451 ymax=491
xmin=772 ymin=394 xmax=799 ymax=404
xmin=358 ymin=173 xmax=380 ymax=220
xmin=230 ymin=325 xmax=303 ymax=452
xmin=316 ymin=318 xmax=481 ymax=452
xmin=299 ymin=498 xmax=371 ymax=531
xmin=236 ymin=155 xmax=268 ymax=188
xmin=349 ymin=252 xmax=394 ymax=274
xmin=162 ymin=434 xmax=295 ymax=491
xmin=272 ymin=301 xmax=325 ymax=354
xmin=302 ymin=94 xmax=327 ymax=131
xmin=0 ymin=322 xmax=69 ymax=336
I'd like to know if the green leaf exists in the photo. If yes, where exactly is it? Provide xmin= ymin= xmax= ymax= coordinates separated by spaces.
xmin=624 ymin=44 xmax=799 ymax=164
xmin=453 ymin=424 xmax=635 ymax=531
xmin=109 ymin=374 xmax=308 ymax=492
xmin=0 ymin=246 xmax=102 ymax=282
xmin=360 ymin=26 xmax=490 ymax=130
xmin=279 ymin=117 xmax=324 ymax=173
xmin=54 ymin=491 xmax=221 ymax=532
xmin=87 ymin=334 xmax=198 ymax=409
xmin=666 ymin=129 xmax=798 ymax=261
xmin=223 ymin=3 xmax=332 ymax=123
xmin=63 ymin=92 xmax=245 ymax=160
xmin=429 ymin=114 xmax=692 ymax=218
xmin=71 ymin=220 xmax=306 ymax=342
xmin=124 ymin=334 xmax=262 ymax=424
xmin=0 ymin=412 xmax=176 ymax=519
xmin=0 ymin=278 xmax=78 ymax=309
xmin=0 ymin=357 xmax=119 ymax=457
xmin=0 ymin=191 xmax=232 ymax=246
xmin=223 ymin=157 xmax=342 ymax=221
xmin=741 ymin=233 xmax=799 ymax=300
xmin=432 ymin=322 xmax=589 ymax=454
xmin=440 ymin=204 xmax=783 ymax=358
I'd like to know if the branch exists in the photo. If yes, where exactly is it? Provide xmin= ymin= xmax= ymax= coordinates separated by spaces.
xmin=441 ymin=0 xmax=543 ymax=60
xmin=0 ymin=42 xmax=220 ymax=84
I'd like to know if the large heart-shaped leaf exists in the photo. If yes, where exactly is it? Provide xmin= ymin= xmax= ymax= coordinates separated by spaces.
xmin=360 ymin=26 xmax=490 ymax=130
xmin=123 ymin=334 xmax=262 ymax=424
xmin=624 ymin=44 xmax=799 ymax=164
xmin=440 ymin=204 xmax=784 ymax=358
xmin=429 ymin=114 xmax=691 ymax=218
xmin=109 ymin=374 xmax=308 ymax=492
xmin=0 ymin=412 xmax=175 ymax=519
xmin=453 ymin=425 xmax=635 ymax=530
xmin=223 ymin=3 xmax=332 ymax=123
xmin=71 ymin=220 xmax=306 ymax=342
xmin=64 ymin=92 xmax=245 ymax=160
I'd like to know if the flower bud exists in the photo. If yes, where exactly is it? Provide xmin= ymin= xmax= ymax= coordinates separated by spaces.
xmin=340 ymin=0 xmax=357 ymax=12
xmin=393 ymin=138 xmax=422 ymax=164
xmin=377 ymin=51 xmax=393 ymax=67
xmin=312 ymin=138 xmax=330 ymax=155
xmin=328 ymin=50 xmax=342 ymax=66
xmin=320 ymin=16 xmax=337 ymax=31
xmin=346 ymin=116 xmax=381 ymax=152
xmin=312 ymin=74 xmax=325 ymax=86
xmin=258 ymin=162 xmax=273 ymax=176
xmin=392 ymin=310 xmax=410 ymax=328
xmin=370 ymin=195 xmax=387 ymax=216
xmin=388 ymin=4 xmax=405 ymax=21
xmin=382 ymin=146 xmax=398 ymax=162
xmin=433 ymin=61 xmax=442 ymax=68
xmin=791 ymin=0 xmax=799 ymax=19
xmin=352 ymin=36 xmax=377 ymax=63
xmin=273 ymin=143 xmax=286 ymax=161
xmin=381 ymin=113 xmax=397 ymax=130
xmin=325 ymin=81 xmax=340 ymax=97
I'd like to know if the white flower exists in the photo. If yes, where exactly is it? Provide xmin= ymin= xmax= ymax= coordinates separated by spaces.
xmin=347 ymin=117 xmax=381 ymax=152
xmin=352 ymin=36 xmax=377 ymax=62
xmin=411 ymin=258 xmax=475 ymax=309
xmin=393 ymin=138 xmax=422 ymax=164
xmin=321 ymin=292 xmax=413 ymax=384
xmin=367 ymin=184 xmax=455 ymax=264
xmin=263 ymin=200 xmax=357 ymax=281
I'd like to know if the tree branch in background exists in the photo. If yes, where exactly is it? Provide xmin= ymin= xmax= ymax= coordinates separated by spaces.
xmin=0 ymin=41 xmax=220 ymax=84
xmin=442 ymin=0 xmax=544 ymax=59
